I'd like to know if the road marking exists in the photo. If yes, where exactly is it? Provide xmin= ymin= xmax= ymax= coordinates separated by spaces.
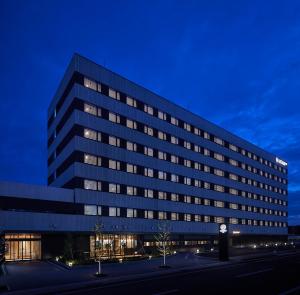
xmin=235 ymin=268 xmax=272 ymax=278
xmin=153 ymin=289 xmax=179 ymax=295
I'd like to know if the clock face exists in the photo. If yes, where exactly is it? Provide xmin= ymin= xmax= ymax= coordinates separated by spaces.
xmin=219 ymin=224 xmax=227 ymax=234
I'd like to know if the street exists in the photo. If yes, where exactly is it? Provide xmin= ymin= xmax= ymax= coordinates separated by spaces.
xmin=59 ymin=251 xmax=300 ymax=295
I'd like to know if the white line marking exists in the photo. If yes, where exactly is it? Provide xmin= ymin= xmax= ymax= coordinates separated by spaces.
xmin=279 ymin=285 xmax=300 ymax=295
xmin=153 ymin=289 xmax=179 ymax=295
xmin=235 ymin=268 xmax=272 ymax=278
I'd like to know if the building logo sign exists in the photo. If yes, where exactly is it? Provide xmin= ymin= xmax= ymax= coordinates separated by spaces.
xmin=276 ymin=157 xmax=288 ymax=166
xmin=219 ymin=224 xmax=227 ymax=234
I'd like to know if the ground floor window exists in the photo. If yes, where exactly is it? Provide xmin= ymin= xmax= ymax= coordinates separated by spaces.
xmin=90 ymin=234 xmax=137 ymax=258
xmin=5 ymin=233 xmax=41 ymax=261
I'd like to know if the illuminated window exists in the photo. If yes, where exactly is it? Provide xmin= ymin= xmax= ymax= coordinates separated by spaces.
xmin=214 ymin=153 xmax=224 ymax=161
xmin=203 ymin=132 xmax=210 ymax=140
xmin=126 ymin=96 xmax=137 ymax=107
xmin=171 ymin=174 xmax=179 ymax=182
xmin=109 ymin=183 xmax=120 ymax=193
xmin=214 ymin=216 xmax=224 ymax=223
xmin=158 ymin=131 xmax=167 ymax=140
xmin=158 ymin=151 xmax=167 ymax=160
xmin=229 ymin=188 xmax=238 ymax=195
xmin=144 ymin=189 xmax=154 ymax=198
xmin=171 ymin=155 xmax=179 ymax=164
xmin=195 ymin=215 xmax=201 ymax=222
xmin=145 ymin=210 xmax=154 ymax=219
xmin=127 ymin=119 xmax=137 ymax=129
xmin=229 ymin=144 xmax=238 ymax=152
xmin=214 ymin=200 xmax=224 ymax=208
xmin=126 ymin=141 xmax=137 ymax=152
xmin=171 ymin=116 xmax=178 ymax=126
xmin=184 ymin=214 xmax=191 ymax=221
xmin=84 ymin=128 xmax=97 ymax=141
xmin=171 ymin=193 xmax=179 ymax=202
xmin=229 ymin=218 xmax=238 ymax=224
xmin=109 ymin=159 xmax=120 ymax=170
xmin=229 ymin=203 xmax=238 ymax=209
xmin=127 ymin=209 xmax=137 ymax=218
xmin=184 ymin=122 xmax=191 ymax=132
xmin=144 ymin=147 xmax=154 ymax=157
xmin=204 ymin=199 xmax=210 ymax=206
xmin=127 ymin=164 xmax=137 ymax=174
xmin=184 ymin=195 xmax=191 ymax=203
xmin=204 ymin=216 xmax=210 ymax=222
xmin=171 ymin=212 xmax=179 ymax=221
xmin=84 ymin=103 xmax=97 ymax=116
xmin=158 ymin=191 xmax=167 ymax=200
xmin=184 ymin=141 xmax=191 ymax=149
xmin=184 ymin=159 xmax=191 ymax=167
xmin=109 ymin=136 xmax=120 ymax=147
xmin=214 ymin=169 xmax=224 ymax=177
xmin=109 ymin=207 xmax=120 ymax=217
xmin=184 ymin=177 xmax=192 ymax=185
xmin=158 ymin=171 xmax=167 ymax=180
xmin=158 ymin=111 xmax=167 ymax=120
xmin=144 ymin=126 xmax=154 ymax=136
xmin=144 ymin=168 xmax=154 ymax=177
xmin=229 ymin=159 xmax=238 ymax=166
xmin=84 ymin=77 xmax=97 ymax=90
xmin=84 ymin=205 xmax=97 ymax=215
xmin=158 ymin=211 xmax=167 ymax=220
xmin=109 ymin=112 xmax=120 ymax=123
xmin=84 ymin=154 xmax=97 ymax=165
xmin=171 ymin=136 xmax=178 ymax=144
xmin=214 ymin=137 xmax=224 ymax=146
xmin=144 ymin=104 xmax=154 ymax=115
xmin=214 ymin=185 xmax=224 ymax=193
xmin=84 ymin=179 xmax=97 ymax=190
xmin=109 ymin=88 xmax=120 ymax=100
xmin=194 ymin=197 xmax=201 ymax=205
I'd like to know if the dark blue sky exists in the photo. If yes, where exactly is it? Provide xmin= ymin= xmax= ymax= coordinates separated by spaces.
xmin=0 ymin=0 xmax=299 ymax=224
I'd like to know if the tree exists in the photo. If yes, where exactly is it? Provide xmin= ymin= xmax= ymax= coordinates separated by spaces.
xmin=154 ymin=221 xmax=171 ymax=267
xmin=94 ymin=220 xmax=104 ymax=276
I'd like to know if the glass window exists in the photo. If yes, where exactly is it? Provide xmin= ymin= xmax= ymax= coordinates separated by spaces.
xmin=184 ymin=214 xmax=191 ymax=221
xmin=144 ymin=147 xmax=154 ymax=157
xmin=229 ymin=218 xmax=238 ymax=224
xmin=109 ymin=183 xmax=120 ymax=193
xmin=84 ymin=179 xmax=97 ymax=190
xmin=171 ymin=212 xmax=179 ymax=221
xmin=214 ymin=169 xmax=224 ymax=177
xmin=214 ymin=137 xmax=224 ymax=146
xmin=84 ymin=129 xmax=97 ymax=141
xmin=109 ymin=159 xmax=120 ymax=170
xmin=158 ymin=111 xmax=167 ymax=120
xmin=127 ymin=186 xmax=137 ymax=195
xmin=127 ymin=208 xmax=137 ymax=218
xmin=84 ymin=77 xmax=97 ymax=90
xmin=127 ymin=163 xmax=137 ymax=174
xmin=171 ymin=116 xmax=178 ymax=126
xmin=229 ymin=144 xmax=238 ymax=152
xmin=195 ymin=214 xmax=201 ymax=222
xmin=158 ymin=211 xmax=167 ymax=220
xmin=84 ymin=205 xmax=97 ymax=215
xmin=184 ymin=122 xmax=191 ymax=132
xmin=109 ymin=112 xmax=120 ymax=123
xmin=214 ymin=216 xmax=224 ymax=223
xmin=126 ymin=141 xmax=137 ymax=151
xmin=144 ymin=168 xmax=154 ymax=177
xmin=126 ymin=119 xmax=137 ymax=129
xmin=171 ymin=136 xmax=178 ymax=144
xmin=171 ymin=193 xmax=179 ymax=202
xmin=109 ymin=88 xmax=120 ymax=100
xmin=145 ymin=210 xmax=154 ymax=219
xmin=126 ymin=96 xmax=137 ymax=107
xmin=84 ymin=154 xmax=97 ymax=165
xmin=214 ymin=153 xmax=224 ymax=161
xmin=158 ymin=191 xmax=167 ymax=200
xmin=214 ymin=200 xmax=224 ymax=208
xmin=84 ymin=103 xmax=97 ymax=115
xmin=171 ymin=155 xmax=179 ymax=164
xmin=144 ymin=189 xmax=154 ymax=198
xmin=109 ymin=207 xmax=120 ymax=217
xmin=158 ymin=131 xmax=167 ymax=140
xmin=109 ymin=136 xmax=120 ymax=147
xmin=144 ymin=104 xmax=154 ymax=115
xmin=184 ymin=195 xmax=191 ymax=203
xmin=144 ymin=126 xmax=154 ymax=136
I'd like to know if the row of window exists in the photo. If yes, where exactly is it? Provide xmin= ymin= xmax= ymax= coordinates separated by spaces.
xmin=83 ymin=101 xmax=287 ymax=189
xmin=83 ymin=178 xmax=287 ymax=216
xmin=83 ymin=127 xmax=288 ymax=199
xmin=83 ymin=77 xmax=288 ymax=175
xmin=83 ymin=204 xmax=287 ymax=227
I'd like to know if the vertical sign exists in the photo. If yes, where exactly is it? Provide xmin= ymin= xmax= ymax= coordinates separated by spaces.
xmin=219 ymin=223 xmax=229 ymax=261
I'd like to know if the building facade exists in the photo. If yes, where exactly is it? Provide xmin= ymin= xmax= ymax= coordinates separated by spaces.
xmin=0 ymin=54 xmax=288 ymax=261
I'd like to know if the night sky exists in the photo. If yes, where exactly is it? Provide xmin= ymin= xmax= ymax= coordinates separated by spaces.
xmin=0 ymin=1 xmax=299 ymax=225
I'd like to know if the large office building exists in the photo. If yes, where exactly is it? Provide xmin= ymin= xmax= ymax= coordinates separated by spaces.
xmin=1 ymin=54 xmax=288 ymax=261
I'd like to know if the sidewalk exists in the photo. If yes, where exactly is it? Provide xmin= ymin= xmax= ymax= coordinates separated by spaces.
xmin=0 ymin=253 xmax=223 ymax=294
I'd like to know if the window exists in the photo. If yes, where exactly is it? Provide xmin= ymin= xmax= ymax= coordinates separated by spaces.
xmin=158 ymin=111 xmax=167 ymax=120
xmin=229 ymin=188 xmax=238 ymax=195
xmin=214 ymin=137 xmax=224 ymax=146
xmin=109 ymin=88 xmax=120 ymax=100
xmin=184 ymin=141 xmax=191 ymax=149
xmin=229 ymin=218 xmax=238 ymax=224
xmin=127 ymin=164 xmax=137 ymax=174
xmin=145 ymin=210 xmax=154 ymax=219
xmin=184 ymin=122 xmax=191 ymax=132
xmin=195 ymin=214 xmax=201 ymax=222
xmin=214 ymin=217 xmax=224 ymax=223
xmin=84 ymin=205 xmax=97 ymax=215
xmin=158 ymin=171 xmax=167 ymax=180
xmin=214 ymin=169 xmax=224 ymax=177
xmin=158 ymin=211 xmax=167 ymax=220
xmin=144 ymin=168 xmax=154 ymax=177
xmin=158 ymin=191 xmax=167 ymax=200
xmin=184 ymin=195 xmax=191 ymax=203
xmin=229 ymin=173 xmax=238 ymax=181
xmin=204 ymin=199 xmax=211 ymax=206
xmin=144 ymin=147 xmax=154 ymax=157
xmin=144 ymin=126 xmax=154 ymax=136
xmin=171 ymin=155 xmax=179 ymax=164
xmin=229 ymin=144 xmax=237 ymax=152
xmin=214 ymin=184 xmax=224 ymax=193
xmin=214 ymin=200 xmax=224 ymax=208
xmin=229 ymin=159 xmax=238 ymax=166
xmin=194 ymin=179 xmax=201 ymax=188
xmin=109 ymin=207 xmax=120 ymax=217
xmin=171 ymin=212 xmax=179 ymax=221
xmin=109 ymin=159 xmax=120 ymax=170
xmin=84 ymin=128 xmax=97 ymax=140
xmin=144 ymin=189 xmax=154 ymax=198
xmin=214 ymin=153 xmax=224 ymax=161
xmin=84 ymin=103 xmax=97 ymax=115
xmin=204 ymin=165 xmax=210 ymax=173
xmin=126 ymin=141 xmax=137 ymax=152
xmin=127 ymin=208 xmax=137 ymax=218
xmin=126 ymin=96 xmax=137 ymax=107
xmin=171 ymin=136 xmax=178 ymax=144
xmin=84 ymin=77 xmax=97 ymax=90
xmin=194 ymin=162 xmax=201 ymax=170
xmin=84 ymin=180 xmax=97 ymax=190
xmin=144 ymin=104 xmax=154 ymax=115
xmin=204 ymin=149 xmax=210 ymax=156
xmin=184 ymin=177 xmax=192 ymax=185
xmin=97 ymin=206 xmax=102 ymax=215
xmin=194 ymin=197 xmax=201 ymax=205
xmin=229 ymin=203 xmax=238 ymax=210
xmin=171 ymin=117 xmax=178 ymax=126
xmin=184 ymin=214 xmax=191 ymax=221
xmin=194 ymin=127 xmax=201 ymax=136
xmin=203 ymin=132 xmax=210 ymax=140
xmin=84 ymin=154 xmax=97 ymax=165
xmin=204 ymin=216 xmax=210 ymax=222
xmin=204 ymin=182 xmax=211 ymax=190
xmin=171 ymin=193 xmax=179 ymax=202
xmin=109 ymin=183 xmax=120 ymax=193
xmin=127 ymin=119 xmax=137 ymax=129
xmin=109 ymin=136 xmax=120 ymax=147
xmin=158 ymin=131 xmax=167 ymax=140
xmin=158 ymin=151 xmax=167 ymax=160
xmin=184 ymin=159 xmax=191 ymax=167
xmin=127 ymin=186 xmax=137 ymax=195
xmin=109 ymin=112 xmax=120 ymax=123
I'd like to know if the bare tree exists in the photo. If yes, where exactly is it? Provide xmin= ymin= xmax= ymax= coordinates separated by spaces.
xmin=154 ymin=221 xmax=171 ymax=267
xmin=94 ymin=220 xmax=104 ymax=275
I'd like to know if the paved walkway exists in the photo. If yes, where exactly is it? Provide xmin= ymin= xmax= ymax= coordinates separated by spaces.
xmin=0 ymin=252 xmax=219 ymax=292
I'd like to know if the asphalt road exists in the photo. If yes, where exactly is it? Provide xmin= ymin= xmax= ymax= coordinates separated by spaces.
xmin=59 ymin=251 xmax=300 ymax=295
